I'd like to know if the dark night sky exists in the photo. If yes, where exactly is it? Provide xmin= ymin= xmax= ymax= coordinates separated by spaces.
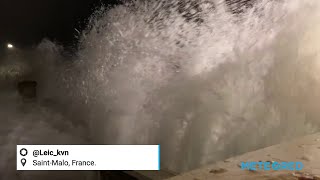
xmin=0 ymin=0 xmax=119 ymax=49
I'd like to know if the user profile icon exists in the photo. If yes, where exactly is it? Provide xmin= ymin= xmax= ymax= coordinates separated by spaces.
xmin=20 ymin=148 xmax=28 ymax=156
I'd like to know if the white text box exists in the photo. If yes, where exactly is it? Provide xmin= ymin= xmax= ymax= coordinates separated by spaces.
xmin=17 ymin=145 xmax=160 ymax=170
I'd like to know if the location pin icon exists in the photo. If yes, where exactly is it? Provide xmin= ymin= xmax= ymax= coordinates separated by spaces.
xmin=21 ymin=158 xmax=26 ymax=167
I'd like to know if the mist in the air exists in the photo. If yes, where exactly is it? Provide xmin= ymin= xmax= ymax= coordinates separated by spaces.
xmin=1 ymin=0 xmax=320 ymax=178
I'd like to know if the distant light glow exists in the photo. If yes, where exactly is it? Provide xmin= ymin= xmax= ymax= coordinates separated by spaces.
xmin=7 ymin=43 xmax=13 ymax=49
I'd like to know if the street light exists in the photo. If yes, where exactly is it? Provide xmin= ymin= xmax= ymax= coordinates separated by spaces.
xmin=7 ymin=43 xmax=14 ymax=49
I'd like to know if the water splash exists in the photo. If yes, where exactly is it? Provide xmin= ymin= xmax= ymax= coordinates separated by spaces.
xmin=1 ymin=0 xmax=320 ymax=177
xmin=0 ymin=40 xmax=94 ymax=179
xmin=76 ymin=0 xmax=320 ymax=172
